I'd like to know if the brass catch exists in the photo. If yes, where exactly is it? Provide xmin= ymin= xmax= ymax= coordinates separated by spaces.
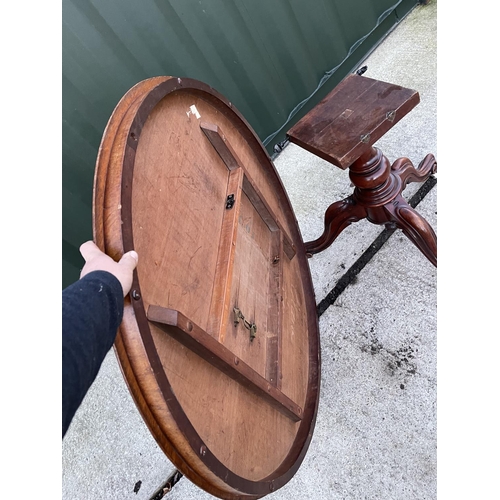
xmin=233 ymin=307 xmax=257 ymax=341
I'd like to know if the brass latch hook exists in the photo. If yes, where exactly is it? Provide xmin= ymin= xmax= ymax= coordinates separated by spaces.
xmin=233 ymin=307 xmax=257 ymax=341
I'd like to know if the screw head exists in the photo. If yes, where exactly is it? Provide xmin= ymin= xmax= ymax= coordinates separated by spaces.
xmin=386 ymin=110 xmax=396 ymax=122
xmin=132 ymin=290 xmax=141 ymax=300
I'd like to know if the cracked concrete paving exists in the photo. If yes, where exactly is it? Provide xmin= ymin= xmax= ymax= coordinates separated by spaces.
xmin=62 ymin=1 xmax=437 ymax=499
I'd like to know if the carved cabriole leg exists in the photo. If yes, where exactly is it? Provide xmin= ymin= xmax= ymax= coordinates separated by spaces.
xmin=304 ymin=196 xmax=367 ymax=256
xmin=381 ymin=194 xmax=437 ymax=267
xmin=391 ymin=154 xmax=437 ymax=190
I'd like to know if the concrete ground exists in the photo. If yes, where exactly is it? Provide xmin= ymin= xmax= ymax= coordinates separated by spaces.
xmin=62 ymin=2 xmax=437 ymax=499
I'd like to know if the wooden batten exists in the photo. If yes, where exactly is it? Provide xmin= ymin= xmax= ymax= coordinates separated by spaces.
xmin=147 ymin=305 xmax=302 ymax=421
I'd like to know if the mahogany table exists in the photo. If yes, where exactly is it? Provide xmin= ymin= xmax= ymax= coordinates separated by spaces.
xmin=91 ymin=74 xmax=435 ymax=500
xmin=287 ymin=74 xmax=437 ymax=266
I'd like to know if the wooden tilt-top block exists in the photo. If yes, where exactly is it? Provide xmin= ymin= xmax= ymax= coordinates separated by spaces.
xmin=287 ymin=73 xmax=420 ymax=169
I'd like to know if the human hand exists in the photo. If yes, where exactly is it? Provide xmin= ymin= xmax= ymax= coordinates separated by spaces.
xmin=79 ymin=241 xmax=138 ymax=297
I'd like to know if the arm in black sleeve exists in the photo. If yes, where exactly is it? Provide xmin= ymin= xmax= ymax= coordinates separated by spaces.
xmin=62 ymin=270 xmax=124 ymax=437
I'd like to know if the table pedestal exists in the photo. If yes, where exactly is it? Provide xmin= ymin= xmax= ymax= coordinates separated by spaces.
xmin=304 ymin=146 xmax=437 ymax=266
xmin=287 ymin=73 xmax=437 ymax=267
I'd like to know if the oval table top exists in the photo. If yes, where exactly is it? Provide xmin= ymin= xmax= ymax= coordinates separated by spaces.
xmin=93 ymin=76 xmax=321 ymax=499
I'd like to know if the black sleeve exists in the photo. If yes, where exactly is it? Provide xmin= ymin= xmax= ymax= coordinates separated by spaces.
xmin=62 ymin=270 xmax=124 ymax=437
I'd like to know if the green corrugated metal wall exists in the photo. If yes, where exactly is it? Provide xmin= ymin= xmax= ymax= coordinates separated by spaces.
xmin=62 ymin=0 xmax=418 ymax=288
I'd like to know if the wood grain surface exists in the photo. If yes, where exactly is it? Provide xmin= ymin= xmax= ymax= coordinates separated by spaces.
xmin=287 ymin=74 xmax=419 ymax=169
xmin=93 ymin=77 xmax=320 ymax=499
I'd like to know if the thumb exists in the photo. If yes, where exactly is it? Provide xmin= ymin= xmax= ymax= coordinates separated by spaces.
xmin=119 ymin=250 xmax=139 ymax=272
xmin=79 ymin=241 xmax=102 ymax=263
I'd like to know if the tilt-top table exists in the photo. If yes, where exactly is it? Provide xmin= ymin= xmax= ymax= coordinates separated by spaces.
xmin=91 ymin=73 xmax=436 ymax=500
